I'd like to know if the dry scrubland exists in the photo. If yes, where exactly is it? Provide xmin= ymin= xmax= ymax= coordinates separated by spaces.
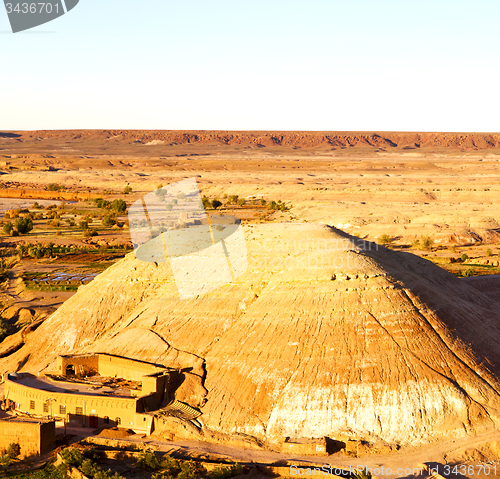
xmin=1 ymin=131 xmax=500 ymax=477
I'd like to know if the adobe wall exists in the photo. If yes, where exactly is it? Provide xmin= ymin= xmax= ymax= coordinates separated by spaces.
xmin=5 ymin=379 xmax=148 ymax=433
xmin=97 ymin=354 xmax=163 ymax=381
xmin=58 ymin=355 xmax=99 ymax=377
xmin=282 ymin=438 xmax=328 ymax=456
xmin=0 ymin=418 xmax=55 ymax=457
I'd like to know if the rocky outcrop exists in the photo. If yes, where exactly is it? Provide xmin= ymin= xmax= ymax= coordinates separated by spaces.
xmin=5 ymin=130 xmax=500 ymax=151
xmin=2 ymin=224 xmax=500 ymax=447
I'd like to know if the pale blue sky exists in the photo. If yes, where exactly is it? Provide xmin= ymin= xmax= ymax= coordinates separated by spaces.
xmin=1 ymin=1 xmax=499 ymax=131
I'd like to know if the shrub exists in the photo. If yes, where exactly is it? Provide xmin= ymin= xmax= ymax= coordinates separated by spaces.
xmin=123 ymin=185 xmax=132 ymax=194
xmin=2 ymin=221 xmax=13 ymax=235
xmin=413 ymin=235 xmax=434 ymax=251
xmin=79 ymin=220 xmax=89 ymax=230
xmin=102 ymin=215 xmax=116 ymax=227
xmin=15 ymin=217 xmax=34 ymax=234
xmin=178 ymin=460 xmax=205 ymax=479
xmin=80 ymin=458 xmax=99 ymax=477
xmin=156 ymin=189 xmax=167 ymax=202
xmin=201 ymin=196 xmax=211 ymax=209
xmin=83 ymin=228 xmax=98 ymax=238
xmin=463 ymin=268 xmax=475 ymax=277
xmin=0 ymin=454 xmax=11 ymax=471
xmin=0 ymin=319 xmax=8 ymax=342
xmin=6 ymin=443 xmax=21 ymax=459
xmin=377 ymin=234 xmax=393 ymax=244
xmin=160 ymin=455 xmax=181 ymax=475
xmin=352 ymin=469 xmax=372 ymax=479
xmin=46 ymin=183 xmax=64 ymax=191
xmin=60 ymin=447 xmax=84 ymax=467
xmin=210 ymin=463 xmax=244 ymax=479
xmin=237 ymin=198 xmax=245 ymax=207
xmin=461 ymin=253 xmax=469 ymax=262
xmin=94 ymin=198 xmax=111 ymax=209
xmin=228 ymin=195 xmax=239 ymax=204
xmin=111 ymin=199 xmax=127 ymax=214
xmin=486 ymin=248 xmax=493 ymax=257
xmin=137 ymin=451 xmax=161 ymax=471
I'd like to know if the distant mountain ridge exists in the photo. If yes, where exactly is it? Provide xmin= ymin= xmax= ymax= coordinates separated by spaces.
xmin=3 ymin=130 xmax=500 ymax=150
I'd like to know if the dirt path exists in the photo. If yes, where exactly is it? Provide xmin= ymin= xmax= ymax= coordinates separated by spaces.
xmin=60 ymin=425 xmax=500 ymax=479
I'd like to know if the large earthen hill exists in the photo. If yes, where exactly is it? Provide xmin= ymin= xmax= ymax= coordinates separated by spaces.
xmin=1 ymin=223 xmax=500 ymax=447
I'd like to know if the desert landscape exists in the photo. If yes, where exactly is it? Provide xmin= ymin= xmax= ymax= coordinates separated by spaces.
xmin=1 ymin=130 xmax=500 ymax=478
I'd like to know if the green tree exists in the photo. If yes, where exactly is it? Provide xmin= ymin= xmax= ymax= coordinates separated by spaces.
xmin=83 ymin=228 xmax=98 ymax=237
xmin=137 ymin=451 xmax=161 ymax=471
xmin=378 ymin=234 xmax=393 ymax=244
xmin=102 ymin=215 xmax=116 ymax=227
xmin=212 ymin=199 xmax=222 ymax=209
xmin=201 ymin=196 xmax=211 ymax=209
xmin=6 ymin=442 xmax=21 ymax=459
xmin=413 ymin=235 xmax=434 ymax=251
xmin=463 ymin=267 xmax=475 ymax=277
xmin=80 ymin=458 xmax=99 ymax=477
xmin=60 ymin=447 xmax=84 ymax=467
xmin=15 ymin=217 xmax=34 ymax=234
xmin=111 ymin=199 xmax=127 ymax=214
xmin=2 ymin=221 xmax=13 ymax=235
xmin=46 ymin=183 xmax=64 ymax=191
xmin=461 ymin=253 xmax=469 ymax=262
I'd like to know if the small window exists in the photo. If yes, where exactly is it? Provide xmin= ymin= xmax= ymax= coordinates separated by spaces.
xmin=59 ymin=405 xmax=66 ymax=415
xmin=43 ymin=403 xmax=49 ymax=413
xmin=30 ymin=400 xmax=35 ymax=410
xmin=75 ymin=407 xmax=83 ymax=416
xmin=115 ymin=417 xmax=121 ymax=425
xmin=104 ymin=416 xmax=109 ymax=424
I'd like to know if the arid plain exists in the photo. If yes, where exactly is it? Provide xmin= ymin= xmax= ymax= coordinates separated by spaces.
xmin=1 ymin=130 xmax=500 ymax=478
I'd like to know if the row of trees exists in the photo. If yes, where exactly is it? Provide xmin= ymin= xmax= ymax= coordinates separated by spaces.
xmin=3 ymin=217 xmax=34 ymax=236
xmin=200 ymin=195 xmax=289 ymax=211
xmin=16 ymin=242 xmax=55 ymax=259
xmin=92 ymin=198 xmax=127 ymax=213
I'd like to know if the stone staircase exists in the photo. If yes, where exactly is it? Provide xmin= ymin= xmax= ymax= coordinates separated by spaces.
xmin=158 ymin=400 xmax=202 ymax=420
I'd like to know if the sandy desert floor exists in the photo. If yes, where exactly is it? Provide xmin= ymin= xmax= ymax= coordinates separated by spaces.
xmin=1 ymin=131 xmax=500 ymax=477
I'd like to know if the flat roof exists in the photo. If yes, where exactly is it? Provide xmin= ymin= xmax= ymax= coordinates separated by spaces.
xmin=0 ymin=414 xmax=54 ymax=424
xmin=8 ymin=373 xmax=138 ymax=399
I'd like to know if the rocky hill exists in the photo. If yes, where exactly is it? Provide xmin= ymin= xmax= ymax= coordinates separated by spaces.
xmin=3 ymin=130 xmax=500 ymax=151
xmin=2 ymin=224 xmax=500 ymax=447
